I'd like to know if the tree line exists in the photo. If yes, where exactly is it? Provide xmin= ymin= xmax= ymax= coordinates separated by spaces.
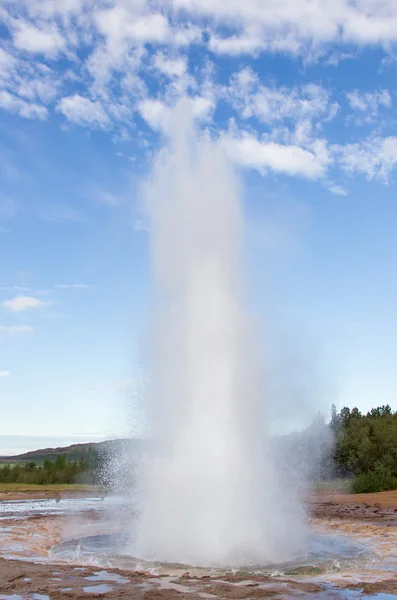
xmin=2 ymin=405 xmax=397 ymax=493
xmin=331 ymin=404 xmax=397 ymax=493
xmin=0 ymin=447 xmax=105 ymax=485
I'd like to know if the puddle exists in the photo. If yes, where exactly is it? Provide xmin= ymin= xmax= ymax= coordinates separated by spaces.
xmin=304 ymin=591 xmax=397 ymax=599
xmin=0 ymin=498 xmax=108 ymax=520
xmin=0 ymin=596 xmax=50 ymax=600
xmin=82 ymin=584 xmax=114 ymax=594
xmin=2 ymin=496 xmax=397 ymax=599
xmin=85 ymin=569 xmax=130 ymax=584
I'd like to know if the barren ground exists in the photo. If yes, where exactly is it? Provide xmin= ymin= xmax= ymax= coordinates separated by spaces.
xmin=1 ymin=489 xmax=397 ymax=599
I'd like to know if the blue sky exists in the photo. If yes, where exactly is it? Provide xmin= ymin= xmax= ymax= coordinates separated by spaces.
xmin=1 ymin=0 xmax=397 ymax=454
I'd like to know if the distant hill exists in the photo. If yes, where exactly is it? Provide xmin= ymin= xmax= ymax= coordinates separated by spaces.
xmin=0 ymin=438 xmax=139 ymax=463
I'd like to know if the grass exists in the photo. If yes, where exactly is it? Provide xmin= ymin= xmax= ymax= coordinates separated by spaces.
xmin=0 ymin=483 xmax=96 ymax=492
xmin=314 ymin=478 xmax=352 ymax=493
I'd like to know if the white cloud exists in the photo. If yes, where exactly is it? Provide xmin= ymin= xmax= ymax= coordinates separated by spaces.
xmin=2 ymin=0 xmax=397 ymax=187
xmin=346 ymin=89 xmax=391 ymax=122
xmin=0 ymin=91 xmax=48 ymax=120
xmin=17 ymin=76 xmax=59 ymax=104
xmin=191 ymin=96 xmax=215 ymax=121
xmin=57 ymin=94 xmax=109 ymax=127
xmin=327 ymin=184 xmax=348 ymax=196
xmin=7 ymin=0 xmax=397 ymax=61
xmin=171 ymin=0 xmax=397 ymax=54
xmin=2 ymin=295 xmax=47 ymax=313
xmin=0 ymin=324 xmax=33 ymax=336
xmin=13 ymin=21 xmax=65 ymax=57
xmin=222 ymin=131 xmax=330 ymax=179
xmin=0 ymin=370 xmax=10 ymax=378
xmin=226 ymin=71 xmax=337 ymax=127
xmin=22 ymin=0 xmax=83 ymax=19
xmin=0 ymin=48 xmax=17 ymax=85
xmin=138 ymin=98 xmax=167 ymax=130
xmin=337 ymin=136 xmax=397 ymax=182
xmin=153 ymin=53 xmax=187 ymax=78
xmin=94 ymin=6 xmax=169 ymax=46
xmin=209 ymin=32 xmax=264 ymax=55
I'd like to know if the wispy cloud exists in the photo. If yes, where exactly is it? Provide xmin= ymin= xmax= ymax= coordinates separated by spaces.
xmin=327 ymin=183 xmax=348 ymax=196
xmin=54 ymin=284 xmax=92 ymax=290
xmin=0 ymin=324 xmax=33 ymax=336
xmin=0 ymin=370 xmax=10 ymax=378
xmin=2 ymin=295 xmax=48 ymax=313
xmin=38 ymin=203 xmax=85 ymax=223
xmin=346 ymin=89 xmax=392 ymax=124
xmin=335 ymin=135 xmax=397 ymax=182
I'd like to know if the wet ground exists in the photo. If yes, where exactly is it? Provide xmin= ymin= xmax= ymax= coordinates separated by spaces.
xmin=1 ymin=494 xmax=397 ymax=599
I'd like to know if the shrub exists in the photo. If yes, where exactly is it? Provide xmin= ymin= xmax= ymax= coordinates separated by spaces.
xmin=352 ymin=471 xmax=397 ymax=494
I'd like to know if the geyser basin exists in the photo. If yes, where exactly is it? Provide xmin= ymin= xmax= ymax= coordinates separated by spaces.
xmin=50 ymin=532 xmax=372 ymax=576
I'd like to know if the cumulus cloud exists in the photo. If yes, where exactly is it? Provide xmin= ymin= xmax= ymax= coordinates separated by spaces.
xmin=2 ymin=295 xmax=47 ymax=313
xmin=222 ymin=131 xmax=330 ymax=179
xmin=153 ymin=53 xmax=187 ymax=78
xmin=2 ymin=0 xmax=397 ymax=185
xmin=138 ymin=98 xmax=168 ymax=130
xmin=12 ymin=21 xmax=65 ymax=56
xmin=5 ymin=0 xmax=397 ymax=60
xmin=170 ymin=0 xmax=397 ymax=53
xmin=57 ymin=94 xmax=109 ymax=127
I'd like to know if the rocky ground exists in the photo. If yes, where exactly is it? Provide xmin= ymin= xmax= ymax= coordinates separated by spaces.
xmin=1 ymin=491 xmax=397 ymax=599
xmin=308 ymin=495 xmax=397 ymax=521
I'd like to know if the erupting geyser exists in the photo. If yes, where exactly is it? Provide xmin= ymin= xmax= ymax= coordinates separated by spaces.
xmin=133 ymin=101 xmax=306 ymax=567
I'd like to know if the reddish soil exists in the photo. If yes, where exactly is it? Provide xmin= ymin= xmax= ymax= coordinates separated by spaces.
xmin=314 ymin=489 xmax=397 ymax=509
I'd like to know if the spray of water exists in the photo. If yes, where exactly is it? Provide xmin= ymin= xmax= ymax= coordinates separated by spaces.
xmin=133 ymin=101 xmax=306 ymax=567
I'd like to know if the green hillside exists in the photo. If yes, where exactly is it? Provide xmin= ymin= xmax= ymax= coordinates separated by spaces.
xmin=0 ymin=439 xmax=132 ymax=464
